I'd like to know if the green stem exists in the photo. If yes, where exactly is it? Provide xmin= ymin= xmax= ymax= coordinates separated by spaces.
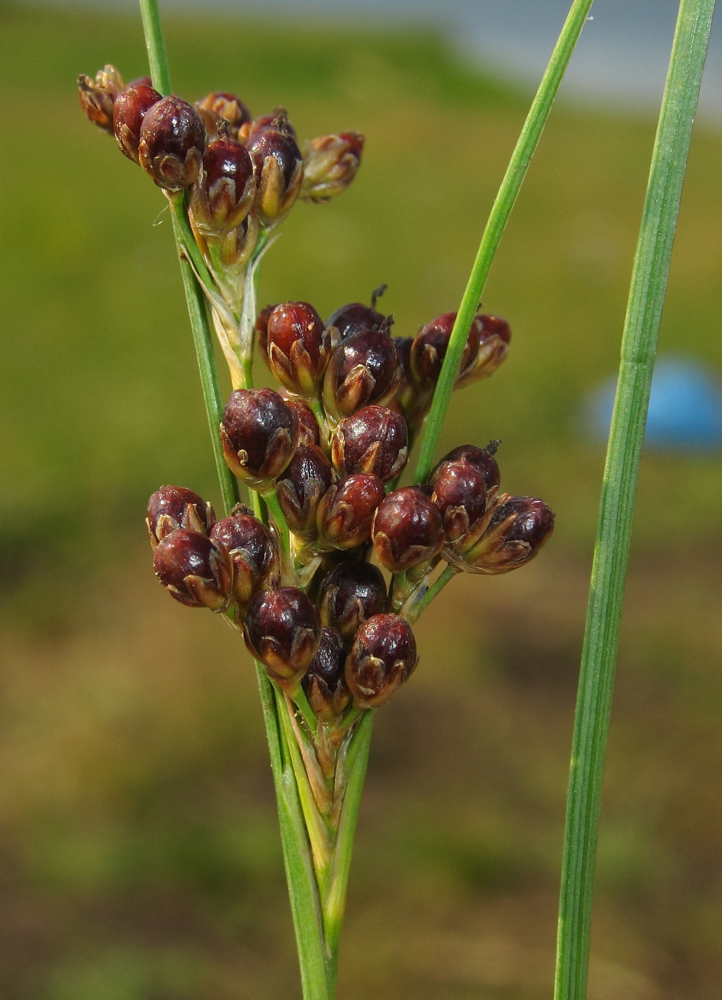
xmin=324 ymin=712 xmax=374 ymax=958
xmin=414 ymin=0 xmax=594 ymax=484
xmin=402 ymin=563 xmax=459 ymax=624
xmin=261 ymin=488 xmax=292 ymax=562
xmin=554 ymin=2 xmax=716 ymax=998
xmin=138 ymin=0 xmax=171 ymax=95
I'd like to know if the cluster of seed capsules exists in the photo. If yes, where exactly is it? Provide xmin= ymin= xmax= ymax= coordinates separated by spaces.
xmin=147 ymin=295 xmax=555 ymax=716
xmin=77 ymin=63 xmax=364 ymax=273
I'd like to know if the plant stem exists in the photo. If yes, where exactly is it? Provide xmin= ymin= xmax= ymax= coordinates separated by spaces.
xmin=402 ymin=563 xmax=459 ymax=624
xmin=414 ymin=0 xmax=594 ymax=484
xmin=553 ymin=2 xmax=716 ymax=998
xmin=139 ymin=0 xmax=171 ymax=95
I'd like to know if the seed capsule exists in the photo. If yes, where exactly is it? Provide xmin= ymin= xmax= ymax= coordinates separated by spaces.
xmin=372 ymin=486 xmax=445 ymax=573
xmin=153 ymin=529 xmax=233 ymax=611
xmin=266 ymin=302 xmax=331 ymax=396
xmin=138 ymin=96 xmax=206 ymax=191
xmin=410 ymin=311 xmax=479 ymax=389
xmin=246 ymin=122 xmax=304 ymax=224
xmin=429 ymin=460 xmax=487 ymax=543
xmin=146 ymin=485 xmax=215 ymax=547
xmin=316 ymin=473 xmax=385 ymax=550
xmin=195 ymin=91 xmax=251 ymax=140
xmin=275 ymin=445 xmax=336 ymax=539
xmin=112 ymin=83 xmax=162 ymax=162
xmin=345 ymin=613 xmax=418 ymax=709
xmin=326 ymin=301 xmax=387 ymax=342
xmin=456 ymin=496 xmax=555 ymax=574
xmin=246 ymin=108 xmax=297 ymax=142
xmin=301 ymin=131 xmax=364 ymax=202
xmin=190 ymin=134 xmax=256 ymax=236
xmin=323 ymin=330 xmax=401 ymax=422
xmin=433 ymin=444 xmax=501 ymax=496
xmin=244 ymin=586 xmax=320 ymax=684
xmin=302 ymin=627 xmax=351 ymax=721
xmin=255 ymin=304 xmax=278 ymax=364
xmin=318 ymin=561 xmax=388 ymax=645
xmin=221 ymin=388 xmax=299 ymax=490
xmin=455 ymin=314 xmax=512 ymax=388
xmin=331 ymin=405 xmax=408 ymax=484
xmin=283 ymin=397 xmax=321 ymax=447
xmin=210 ymin=508 xmax=279 ymax=605
xmin=78 ymin=64 xmax=125 ymax=133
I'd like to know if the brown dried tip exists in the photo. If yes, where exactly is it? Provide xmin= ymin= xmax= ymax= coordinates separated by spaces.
xmin=153 ymin=529 xmax=233 ymax=611
xmin=301 ymin=131 xmax=365 ymax=202
xmin=345 ymin=613 xmax=418 ymax=709
xmin=138 ymin=95 xmax=206 ymax=191
xmin=78 ymin=64 xmax=125 ymax=132
xmin=146 ymin=484 xmax=215 ymax=547
xmin=196 ymin=91 xmax=251 ymax=140
xmin=244 ymin=586 xmax=320 ymax=685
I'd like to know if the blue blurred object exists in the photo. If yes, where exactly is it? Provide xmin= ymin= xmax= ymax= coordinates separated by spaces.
xmin=585 ymin=355 xmax=722 ymax=451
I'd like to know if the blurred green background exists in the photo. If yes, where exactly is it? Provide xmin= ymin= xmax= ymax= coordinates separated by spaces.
xmin=2 ymin=3 xmax=722 ymax=998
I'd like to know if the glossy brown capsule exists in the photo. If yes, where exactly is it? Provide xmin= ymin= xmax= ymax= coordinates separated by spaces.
xmin=344 ymin=613 xmax=418 ymax=709
xmin=112 ymin=83 xmax=162 ymax=162
xmin=322 ymin=330 xmax=401 ymax=422
xmin=190 ymin=134 xmax=256 ymax=236
xmin=331 ymin=405 xmax=408 ymax=484
xmin=302 ymin=627 xmax=351 ymax=722
xmin=283 ymin=397 xmax=321 ymax=448
xmin=138 ymin=96 xmax=206 ymax=191
xmin=146 ymin=484 xmax=215 ymax=547
xmin=326 ymin=301 xmax=387 ymax=342
xmin=221 ymin=388 xmax=299 ymax=490
xmin=275 ymin=445 xmax=336 ymax=539
xmin=434 ymin=444 xmax=501 ymax=496
xmin=410 ymin=311 xmax=479 ymax=389
xmin=455 ymin=496 xmax=555 ymax=575
xmin=316 ymin=473 xmax=386 ymax=550
xmin=244 ymin=586 xmax=320 ymax=684
xmin=300 ymin=131 xmax=365 ymax=202
xmin=429 ymin=460 xmax=488 ymax=543
xmin=372 ymin=486 xmax=445 ymax=573
xmin=246 ymin=123 xmax=304 ymax=224
xmin=153 ymin=529 xmax=233 ymax=611
xmin=210 ymin=508 xmax=279 ymax=605
xmin=318 ymin=561 xmax=388 ymax=645
xmin=266 ymin=302 xmax=331 ymax=396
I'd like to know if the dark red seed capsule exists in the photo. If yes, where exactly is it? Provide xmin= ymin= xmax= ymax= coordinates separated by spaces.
xmin=246 ymin=124 xmax=304 ymax=223
xmin=316 ymin=473 xmax=386 ymax=550
xmin=318 ymin=561 xmax=388 ymax=644
xmin=283 ymin=397 xmax=321 ymax=448
xmin=410 ymin=311 xmax=479 ymax=388
xmin=275 ymin=445 xmax=335 ymax=539
xmin=256 ymin=304 xmax=278 ymax=364
xmin=191 ymin=135 xmax=255 ymax=236
xmin=435 ymin=444 xmax=501 ymax=495
xmin=246 ymin=108 xmax=297 ymax=141
xmin=146 ymin=484 xmax=215 ymax=546
xmin=113 ymin=83 xmax=162 ymax=162
xmin=345 ymin=613 xmax=418 ymax=709
xmin=221 ymin=388 xmax=299 ymax=490
xmin=302 ymin=626 xmax=351 ymax=721
xmin=331 ymin=405 xmax=408 ymax=484
xmin=210 ymin=508 xmax=279 ymax=605
xmin=325 ymin=302 xmax=387 ymax=342
xmin=266 ymin=302 xmax=331 ymax=396
xmin=430 ymin=460 xmax=487 ymax=542
xmin=138 ymin=95 xmax=206 ymax=191
xmin=153 ymin=529 xmax=233 ymax=611
xmin=323 ymin=330 xmax=401 ymax=421
xmin=460 ymin=496 xmax=555 ymax=575
xmin=244 ymin=586 xmax=320 ymax=684
xmin=372 ymin=486 xmax=445 ymax=573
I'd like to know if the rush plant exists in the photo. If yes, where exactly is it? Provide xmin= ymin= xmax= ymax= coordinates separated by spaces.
xmin=76 ymin=0 xmax=715 ymax=996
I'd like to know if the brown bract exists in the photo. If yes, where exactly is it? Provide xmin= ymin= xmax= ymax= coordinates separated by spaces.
xmin=345 ymin=613 xmax=418 ymax=709
xmin=78 ymin=64 xmax=125 ymax=132
xmin=195 ymin=91 xmax=251 ymax=140
xmin=300 ymin=131 xmax=365 ymax=202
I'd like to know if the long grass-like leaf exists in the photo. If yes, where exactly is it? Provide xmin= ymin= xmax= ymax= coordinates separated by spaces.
xmin=554 ymin=2 xmax=716 ymax=996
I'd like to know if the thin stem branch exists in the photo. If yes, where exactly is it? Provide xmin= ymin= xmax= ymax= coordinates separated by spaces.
xmin=414 ymin=0 xmax=594 ymax=484
xmin=554 ymin=2 xmax=716 ymax=997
